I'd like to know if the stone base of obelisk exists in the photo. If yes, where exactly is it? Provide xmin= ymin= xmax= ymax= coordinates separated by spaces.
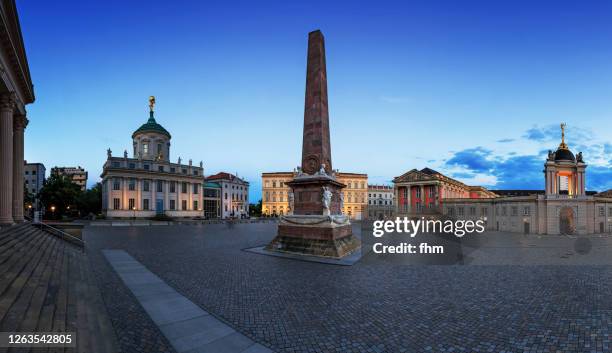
xmin=267 ymin=215 xmax=360 ymax=258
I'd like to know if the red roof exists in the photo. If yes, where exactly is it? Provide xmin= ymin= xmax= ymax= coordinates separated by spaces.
xmin=205 ymin=172 xmax=248 ymax=184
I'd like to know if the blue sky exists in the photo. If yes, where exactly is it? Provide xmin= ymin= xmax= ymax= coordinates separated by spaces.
xmin=17 ymin=0 xmax=612 ymax=201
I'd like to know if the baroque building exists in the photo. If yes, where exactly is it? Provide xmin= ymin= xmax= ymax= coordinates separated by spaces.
xmin=261 ymin=171 xmax=367 ymax=219
xmin=101 ymin=97 xmax=204 ymax=219
xmin=395 ymin=125 xmax=612 ymax=235
xmin=205 ymin=172 xmax=249 ymax=219
xmin=368 ymin=184 xmax=395 ymax=219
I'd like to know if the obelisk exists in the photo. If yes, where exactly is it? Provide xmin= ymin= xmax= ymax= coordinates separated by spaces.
xmin=267 ymin=30 xmax=360 ymax=258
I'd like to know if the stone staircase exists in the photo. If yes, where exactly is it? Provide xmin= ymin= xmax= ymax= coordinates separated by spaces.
xmin=0 ymin=223 xmax=119 ymax=353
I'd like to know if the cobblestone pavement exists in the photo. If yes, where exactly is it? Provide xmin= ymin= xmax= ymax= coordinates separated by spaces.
xmin=86 ymin=223 xmax=612 ymax=353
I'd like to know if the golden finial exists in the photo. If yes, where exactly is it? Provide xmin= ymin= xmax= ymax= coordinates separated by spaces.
xmin=559 ymin=122 xmax=568 ymax=150
xmin=149 ymin=96 xmax=156 ymax=112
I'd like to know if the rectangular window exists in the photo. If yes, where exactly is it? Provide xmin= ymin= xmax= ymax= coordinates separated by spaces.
xmin=158 ymin=166 xmax=164 ymax=172
xmin=193 ymin=170 xmax=198 ymax=176
xmin=128 ymin=198 xmax=135 ymax=210
xmin=182 ymin=182 xmax=187 ymax=193
xmin=447 ymin=207 xmax=454 ymax=216
xmin=481 ymin=207 xmax=488 ymax=216
xmin=157 ymin=180 xmax=163 ymax=192
xmin=113 ymin=198 xmax=120 ymax=210
xmin=112 ymin=161 xmax=120 ymax=168
xmin=182 ymin=169 xmax=187 ymax=174
xmin=113 ymin=178 xmax=120 ymax=190
xmin=170 ymin=167 xmax=176 ymax=173
xmin=524 ymin=206 xmax=530 ymax=216
xmin=599 ymin=206 xmax=605 ymax=217
xmin=193 ymin=184 xmax=199 ymax=194
xmin=143 ymin=180 xmax=150 ymax=192
xmin=502 ymin=207 xmax=507 ymax=216
xmin=128 ymin=179 xmax=136 ymax=191
xmin=469 ymin=207 xmax=476 ymax=216
xmin=458 ymin=207 xmax=464 ymax=216
xmin=143 ymin=199 xmax=150 ymax=210
xmin=129 ymin=163 xmax=136 ymax=169
xmin=143 ymin=143 xmax=149 ymax=154
xmin=193 ymin=200 xmax=198 ymax=210
xmin=170 ymin=182 xmax=176 ymax=193
xmin=511 ymin=206 xmax=518 ymax=216
xmin=143 ymin=164 xmax=150 ymax=170
xmin=170 ymin=199 xmax=176 ymax=210
xmin=182 ymin=200 xmax=187 ymax=210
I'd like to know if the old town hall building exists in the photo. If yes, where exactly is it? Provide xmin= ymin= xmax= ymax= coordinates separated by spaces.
xmin=101 ymin=97 xmax=204 ymax=219
xmin=394 ymin=125 xmax=612 ymax=235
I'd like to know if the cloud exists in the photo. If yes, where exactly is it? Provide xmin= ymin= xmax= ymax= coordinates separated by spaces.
xmin=445 ymin=147 xmax=494 ymax=173
xmin=497 ymin=138 xmax=515 ymax=143
xmin=587 ymin=166 xmax=612 ymax=191
xmin=445 ymin=148 xmax=543 ymax=189
xmin=522 ymin=124 xmax=592 ymax=144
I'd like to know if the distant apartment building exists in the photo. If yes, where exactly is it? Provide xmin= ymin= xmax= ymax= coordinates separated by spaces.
xmin=23 ymin=161 xmax=45 ymax=196
xmin=368 ymin=184 xmax=395 ymax=219
xmin=203 ymin=182 xmax=222 ymax=219
xmin=51 ymin=166 xmax=88 ymax=191
xmin=261 ymin=171 xmax=368 ymax=220
xmin=205 ymin=172 xmax=249 ymax=219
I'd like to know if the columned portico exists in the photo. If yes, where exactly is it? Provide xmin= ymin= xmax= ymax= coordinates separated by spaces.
xmin=0 ymin=93 xmax=15 ymax=224
xmin=12 ymin=114 xmax=27 ymax=222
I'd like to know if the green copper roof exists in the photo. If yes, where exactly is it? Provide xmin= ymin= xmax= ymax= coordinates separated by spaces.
xmin=132 ymin=111 xmax=171 ymax=139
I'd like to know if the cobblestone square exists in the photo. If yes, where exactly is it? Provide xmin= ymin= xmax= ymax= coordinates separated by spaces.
xmin=86 ymin=223 xmax=612 ymax=353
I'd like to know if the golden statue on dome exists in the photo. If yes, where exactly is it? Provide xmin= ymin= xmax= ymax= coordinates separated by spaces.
xmin=559 ymin=122 xmax=568 ymax=150
xmin=149 ymin=96 xmax=156 ymax=112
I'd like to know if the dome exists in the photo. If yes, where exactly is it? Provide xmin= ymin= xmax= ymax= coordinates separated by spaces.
xmin=554 ymin=148 xmax=575 ymax=162
xmin=132 ymin=112 xmax=171 ymax=139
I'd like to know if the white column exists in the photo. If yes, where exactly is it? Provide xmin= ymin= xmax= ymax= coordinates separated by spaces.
xmin=164 ymin=180 xmax=169 ymax=212
xmin=0 ymin=94 xmax=15 ymax=224
xmin=188 ymin=182 xmax=193 ymax=211
xmin=122 ymin=177 xmax=127 ymax=210
xmin=12 ymin=114 xmax=27 ymax=222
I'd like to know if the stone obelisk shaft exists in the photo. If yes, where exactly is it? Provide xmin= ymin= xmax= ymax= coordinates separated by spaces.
xmin=301 ymin=30 xmax=332 ymax=175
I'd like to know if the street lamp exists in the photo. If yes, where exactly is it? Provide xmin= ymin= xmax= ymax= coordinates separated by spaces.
xmin=132 ymin=207 xmax=136 ymax=220
xmin=50 ymin=205 xmax=56 ymax=219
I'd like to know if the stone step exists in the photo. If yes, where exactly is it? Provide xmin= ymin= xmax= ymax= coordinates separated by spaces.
xmin=0 ymin=232 xmax=60 ymax=331
xmin=0 ymin=230 xmax=56 ymax=323
xmin=0 ymin=227 xmax=39 ymax=262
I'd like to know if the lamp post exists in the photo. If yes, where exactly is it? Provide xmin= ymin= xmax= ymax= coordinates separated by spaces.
xmin=50 ymin=205 xmax=56 ymax=219
xmin=132 ymin=207 xmax=136 ymax=220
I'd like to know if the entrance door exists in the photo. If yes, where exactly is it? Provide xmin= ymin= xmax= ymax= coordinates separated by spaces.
xmin=559 ymin=206 xmax=575 ymax=235
xmin=524 ymin=222 xmax=530 ymax=234
xmin=156 ymin=199 xmax=164 ymax=215
xmin=600 ymin=222 xmax=604 ymax=233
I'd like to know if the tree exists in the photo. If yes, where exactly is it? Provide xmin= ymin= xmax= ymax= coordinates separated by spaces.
xmin=38 ymin=174 xmax=82 ymax=219
xmin=249 ymin=199 xmax=262 ymax=217
xmin=77 ymin=182 xmax=102 ymax=216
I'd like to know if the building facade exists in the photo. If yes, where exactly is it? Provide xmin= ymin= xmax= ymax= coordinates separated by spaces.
xmin=261 ymin=171 xmax=368 ymax=219
xmin=101 ymin=97 xmax=204 ymax=219
xmin=24 ymin=161 xmax=45 ymax=196
xmin=393 ymin=167 xmax=497 ymax=215
xmin=396 ymin=125 xmax=612 ymax=235
xmin=51 ymin=166 xmax=88 ymax=191
xmin=368 ymin=184 xmax=395 ymax=219
xmin=203 ymin=182 xmax=221 ymax=219
xmin=0 ymin=0 xmax=35 ymax=226
xmin=205 ymin=172 xmax=249 ymax=219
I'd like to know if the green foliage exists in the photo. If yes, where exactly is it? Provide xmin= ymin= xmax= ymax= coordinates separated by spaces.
xmin=38 ymin=174 xmax=82 ymax=219
xmin=249 ymin=199 xmax=262 ymax=217
xmin=77 ymin=182 xmax=102 ymax=216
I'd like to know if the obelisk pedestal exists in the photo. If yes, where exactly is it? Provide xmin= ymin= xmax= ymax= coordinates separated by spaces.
xmin=266 ymin=30 xmax=360 ymax=258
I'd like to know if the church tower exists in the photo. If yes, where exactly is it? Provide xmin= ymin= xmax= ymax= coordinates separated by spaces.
xmin=544 ymin=124 xmax=587 ymax=196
